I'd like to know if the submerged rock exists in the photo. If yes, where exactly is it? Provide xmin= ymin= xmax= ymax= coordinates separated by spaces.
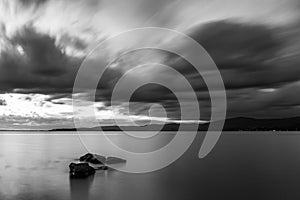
xmin=93 ymin=154 xmax=106 ymax=164
xmin=106 ymin=156 xmax=127 ymax=164
xmin=98 ymin=165 xmax=108 ymax=170
xmin=79 ymin=153 xmax=126 ymax=165
xmin=69 ymin=163 xmax=95 ymax=178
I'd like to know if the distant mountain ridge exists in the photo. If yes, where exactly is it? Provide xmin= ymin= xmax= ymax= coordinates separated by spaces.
xmin=220 ymin=117 xmax=300 ymax=131
xmin=49 ymin=117 xmax=300 ymax=131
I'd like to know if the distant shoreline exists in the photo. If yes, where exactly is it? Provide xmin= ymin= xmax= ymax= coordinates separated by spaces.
xmin=1 ymin=117 xmax=299 ymax=132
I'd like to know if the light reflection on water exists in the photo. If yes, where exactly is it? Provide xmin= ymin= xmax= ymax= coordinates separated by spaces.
xmin=1 ymin=132 xmax=300 ymax=200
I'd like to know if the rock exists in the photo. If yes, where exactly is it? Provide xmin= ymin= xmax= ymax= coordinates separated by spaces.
xmin=98 ymin=165 xmax=108 ymax=170
xmin=93 ymin=154 xmax=106 ymax=164
xmin=78 ymin=153 xmax=126 ymax=167
xmin=79 ymin=153 xmax=93 ymax=162
xmin=106 ymin=157 xmax=127 ymax=164
xmin=69 ymin=163 xmax=95 ymax=178
xmin=79 ymin=153 xmax=104 ymax=164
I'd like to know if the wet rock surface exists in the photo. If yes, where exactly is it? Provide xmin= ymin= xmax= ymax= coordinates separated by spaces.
xmin=79 ymin=153 xmax=126 ymax=165
xmin=69 ymin=163 xmax=95 ymax=178
xmin=79 ymin=153 xmax=104 ymax=164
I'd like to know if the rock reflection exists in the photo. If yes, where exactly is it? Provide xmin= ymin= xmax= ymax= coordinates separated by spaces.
xmin=69 ymin=174 xmax=95 ymax=200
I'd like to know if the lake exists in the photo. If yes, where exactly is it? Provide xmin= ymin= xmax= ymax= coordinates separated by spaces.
xmin=1 ymin=132 xmax=300 ymax=200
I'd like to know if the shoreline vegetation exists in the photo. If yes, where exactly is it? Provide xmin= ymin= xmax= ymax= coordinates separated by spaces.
xmin=0 ymin=117 xmax=299 ymax=132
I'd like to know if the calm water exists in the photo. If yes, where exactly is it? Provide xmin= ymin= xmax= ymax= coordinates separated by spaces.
xmin=1 ymin=132 xmax=300 ymax=200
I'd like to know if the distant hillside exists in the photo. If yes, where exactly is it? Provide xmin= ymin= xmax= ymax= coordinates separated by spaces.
xmin=220 ymin=117 xmax=300 ymax=131
xmin=49 ymin=117 xmax=300 ymax=131
xmin=50 ymin=123 xmax=182 ymax=132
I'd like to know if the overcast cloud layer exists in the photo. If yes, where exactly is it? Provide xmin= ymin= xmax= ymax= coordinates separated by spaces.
xmin=0 ymin=0 xmax=300 ymax=129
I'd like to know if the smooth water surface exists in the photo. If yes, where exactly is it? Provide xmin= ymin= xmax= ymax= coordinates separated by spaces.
xmin=1 ymin=132 xmax=300 ymax=200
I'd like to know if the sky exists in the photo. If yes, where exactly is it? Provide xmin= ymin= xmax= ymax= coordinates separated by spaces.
xmin=0 ymin=0 xmax=300 ymax=129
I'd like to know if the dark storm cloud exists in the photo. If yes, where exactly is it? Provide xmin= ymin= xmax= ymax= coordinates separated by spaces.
xmin=175 ymin=20 xmax=300 ymax=117
xmin=224 ymin=82 xmax=300 ymax=118
xmin=120 ymin=21 xmax=298 ymax=104
xmin=95 ymin=20 xmax=300 ymax=119
xmin=0 ymin=26 xmax=82 ymax=93
xmin=185 ymin=21 xmax=300 ymax=117
xmin=19 ymin=0 xmax=48 ymax=7
xmin=190 ymin=21 xmax=281 ymax=69
xmin=12 ymin=27 xmax=67 ymax=76
xmin=177 ymin=20 xmax=300 ymax=90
